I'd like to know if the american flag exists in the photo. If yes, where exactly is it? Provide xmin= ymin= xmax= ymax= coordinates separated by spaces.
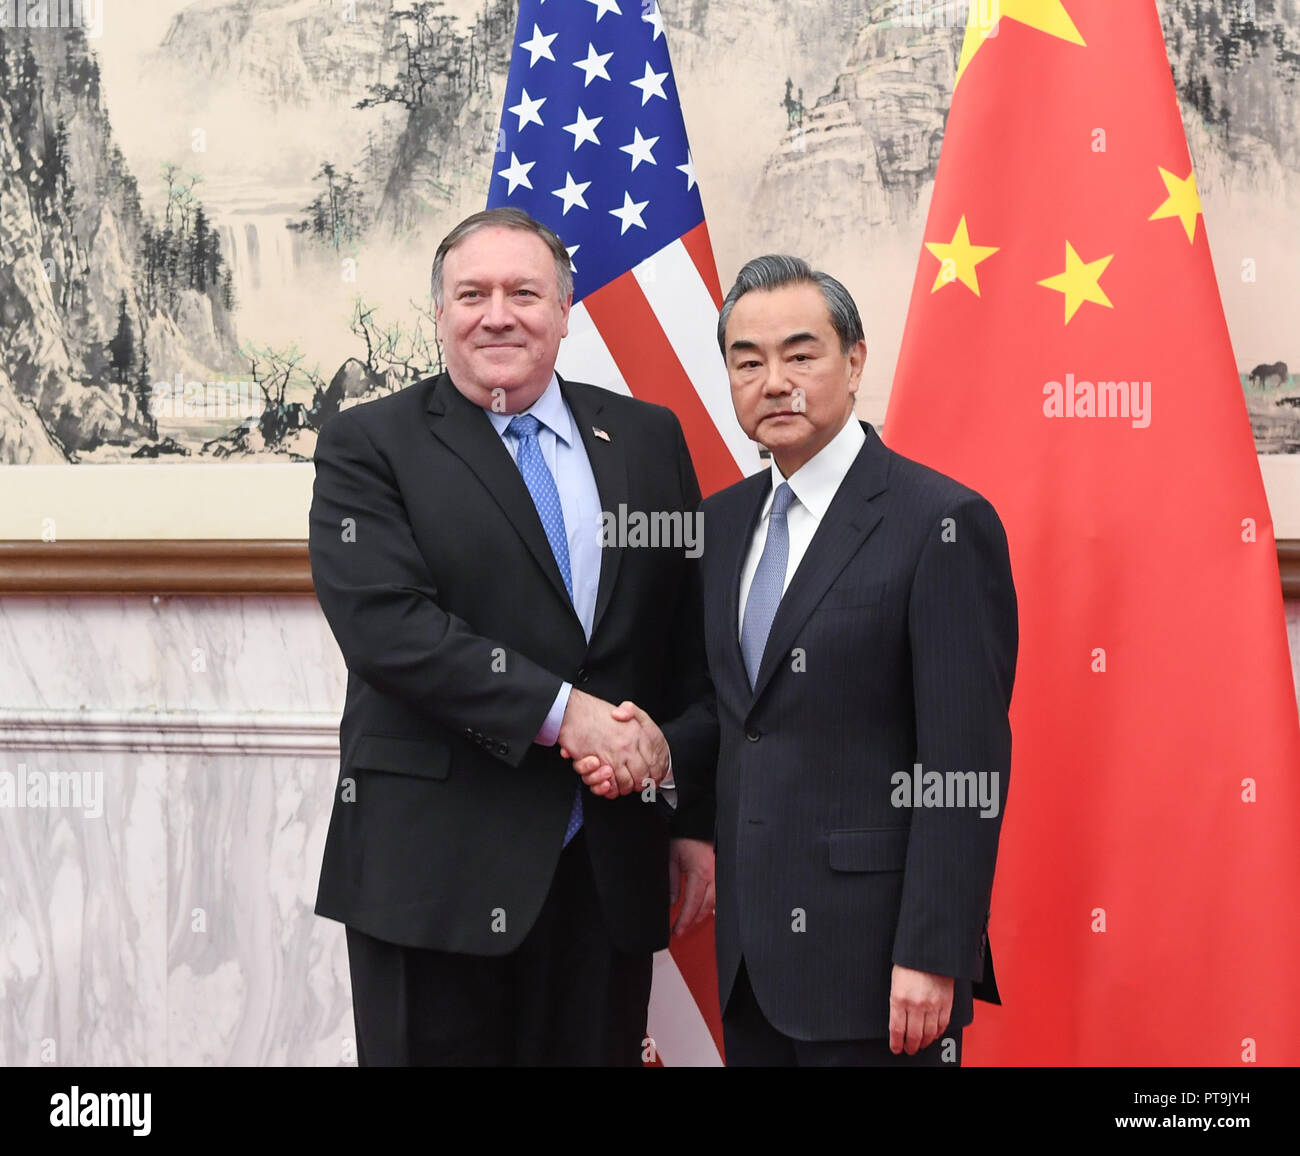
xmin=487 ymin=0 xmax=757 ymax=1064
xmin=487 ymin=0 xmax=760 ymax=499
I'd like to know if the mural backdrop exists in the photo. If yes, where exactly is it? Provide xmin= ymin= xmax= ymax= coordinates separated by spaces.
xmin=1 ymin=1 xmax=1296 ymax=497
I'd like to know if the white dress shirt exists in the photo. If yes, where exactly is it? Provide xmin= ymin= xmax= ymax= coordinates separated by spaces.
xmin=738 ymin=416 xmax=867 ymax=637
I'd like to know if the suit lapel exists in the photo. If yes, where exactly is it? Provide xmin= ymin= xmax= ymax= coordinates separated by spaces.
xmin=423 ymin=373 xmax=578 ymax=618
xmin=750 ymin=423 xmax=890 ymax=704
xmin=560 ymin=376 xmax=628 ymax=639
xmin=721 ymin=471 xmax=773 ymax=691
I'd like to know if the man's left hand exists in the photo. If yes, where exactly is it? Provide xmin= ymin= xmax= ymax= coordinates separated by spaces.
xmin=888 ymin=965 xmax=954 ymax=1055
xmin=669 ymin=838 xmax=714 ymax=937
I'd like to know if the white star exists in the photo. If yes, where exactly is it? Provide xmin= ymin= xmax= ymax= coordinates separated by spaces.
xmin=566 ymin=244 xmax=580 ymax=273
xmin=552 ymin=172 xmax=591 ymax=215
xmin=677 ymin=150 xmax=697 ymax=190
xmin=563 ymin=107 xmax=603 ymax=151
xmin=584 ymin=0 xmax=622 ymax=21
xmin=620 ymin=127 xmax=660 ymax=171
xmin=630 ymin=61 xmax=669 ymax=106
xmin=642 ymin=2 xmax=664 ymax=40
xmin=572 ymin=42 xmax=613 ymax=86
xmin=519 ymin=23 xmax=557 ymax=67
xmin=497 ymin=152 xmax=535 ymax=194
xmin=507 ymin=88 xmax=546 ymax=131
xmin=609 ymin=191 xmax=648 ymax=235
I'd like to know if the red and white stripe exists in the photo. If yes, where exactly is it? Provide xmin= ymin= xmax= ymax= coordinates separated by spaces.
xmin=648 ymin=946 xmax=724 ymax=1066
xmin=557 ymin=222 xmax=763 ymax=498
xmin=558 ymin=221 xmax=751 ymax=1064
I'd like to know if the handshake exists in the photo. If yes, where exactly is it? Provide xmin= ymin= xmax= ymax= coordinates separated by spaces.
xmin=556 ymin=688 xmax=669 ymax=799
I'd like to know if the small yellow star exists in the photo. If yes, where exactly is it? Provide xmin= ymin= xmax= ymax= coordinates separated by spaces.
xmin=1148 ymin=166 xmax=1203 ymax=243
xmin=1037 ymin=241 xmax=1114 ymax=324
xmin=925 ymin=216 xmax=1000 ymax=296
xmin=956 ymin=0 xmax=1087 ymax=89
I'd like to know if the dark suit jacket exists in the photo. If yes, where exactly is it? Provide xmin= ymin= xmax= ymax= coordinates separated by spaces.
xmin=308 ymin=371 xmax=716 ymax=957
xmin=700 ymin=421 xmax=1018 ymax=1041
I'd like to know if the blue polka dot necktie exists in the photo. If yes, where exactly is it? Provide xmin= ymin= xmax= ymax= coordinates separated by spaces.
xmin=507 ymin=414 xmax=583 ymax=847
xmin=740 ymin=482 xmax=796 ymax=689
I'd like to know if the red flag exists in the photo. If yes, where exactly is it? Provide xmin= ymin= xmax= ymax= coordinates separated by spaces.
xmin=886 ymin=0 xmax=1300 ymax=1065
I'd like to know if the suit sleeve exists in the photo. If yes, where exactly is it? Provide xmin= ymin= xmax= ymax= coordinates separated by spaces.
xmin=308 ymin=410 xmax=563 ymax=768
xmin=891 ymin=494 xmax=1018 ymax=980
xmin=657 ymin=416 xmax=719 ymax=842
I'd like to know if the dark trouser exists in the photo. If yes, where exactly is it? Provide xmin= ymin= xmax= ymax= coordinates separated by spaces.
xmin=722 ymin=959 xmax=963 ymax=1067
xmin=345 ymin=829 xmax=653 ymax=1066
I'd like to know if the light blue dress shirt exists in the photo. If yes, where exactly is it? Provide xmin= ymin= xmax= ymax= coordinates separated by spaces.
xmin=485 ymin=376 xmax=676 ymax=799
xmin=487 ymin=375 xmax=602 ymax=745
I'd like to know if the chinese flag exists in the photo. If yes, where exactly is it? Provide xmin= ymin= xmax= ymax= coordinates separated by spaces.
xmin=886 ymin=0 xmax=1300 ymax=1065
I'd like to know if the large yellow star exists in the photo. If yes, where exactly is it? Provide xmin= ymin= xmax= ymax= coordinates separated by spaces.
xmin=925 ymin=216 xmax=1000 ymax=296
xmin=1148 ymin=166 xmax=1203 ymax=243
xmin=1037 ymin=241 xmax=1114 ymax=324
xmin=955 ymin=0 xmax=1087 ymax=89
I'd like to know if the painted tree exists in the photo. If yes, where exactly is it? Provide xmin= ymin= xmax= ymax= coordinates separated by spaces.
xmin=135 ymin=343 xmax=155 ymax=438
xmin=108 ymin=291 xmax=135 ymax=387
xmin=290 ymin=161 xmax=368 ymax=250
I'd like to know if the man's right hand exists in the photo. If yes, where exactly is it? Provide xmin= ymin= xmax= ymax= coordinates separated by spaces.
xmin=557 ymin=689 xmax=667 ymax=797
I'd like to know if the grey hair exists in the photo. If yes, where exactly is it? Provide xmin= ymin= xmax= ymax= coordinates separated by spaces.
xmin=717 ymin=254 xmax=864 ymax=356
xmin=430 ymin=207 xmax=573 ymax=307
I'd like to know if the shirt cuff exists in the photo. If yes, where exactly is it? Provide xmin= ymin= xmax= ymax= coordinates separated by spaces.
xmin=661 ymin=747 xmax=677 ymax=809
xmin=536 ymin=681 xmax=572 ymax=747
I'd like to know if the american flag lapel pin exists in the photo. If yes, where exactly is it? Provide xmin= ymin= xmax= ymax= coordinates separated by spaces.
xmin=592 ymin=426 xmax=611 ymax=442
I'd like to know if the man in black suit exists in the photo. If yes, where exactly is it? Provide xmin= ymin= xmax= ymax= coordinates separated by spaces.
xmin=583 ymin=254 xmax=1017 ymax=1065
xmin=308 ymin=207 xmax=716 ymax=1066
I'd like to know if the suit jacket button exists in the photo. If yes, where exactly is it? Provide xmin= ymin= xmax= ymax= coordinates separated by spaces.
xmin=576 ymin=668 xmax=590 ymax=684
xmin=497 ymin=742 xmax=509 ymax=756
xmin=745 ymin=729 xmax=761 ymax=743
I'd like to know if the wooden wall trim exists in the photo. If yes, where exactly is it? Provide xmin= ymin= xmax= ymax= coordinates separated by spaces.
xmin=1 ymin=539 xmax=1298 ymax=598
xmin=0 ymin=541 xmax=314 ymax=595
xmin=1281 ymin=540 xmax=1300 ymax=600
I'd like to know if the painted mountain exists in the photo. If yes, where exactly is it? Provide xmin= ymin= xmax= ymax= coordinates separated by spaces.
xmin=0 ymin=25 xmax=239 ymax=463
xmin=1 ymin=0 xmax=1297 ymax=464
xmin=0 ymin=0 xmax=515 ymax=464
xmin=743 ymin=0 xmax=1300 ymax=441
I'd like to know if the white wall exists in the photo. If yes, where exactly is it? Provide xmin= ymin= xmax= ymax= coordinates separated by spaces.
xmin=1 ymin=596 xmax=1298 ymax=1064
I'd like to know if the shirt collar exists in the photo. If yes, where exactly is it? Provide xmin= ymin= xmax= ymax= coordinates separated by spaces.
xmin=764 ymin=415 xmax=866 ymax=521
xmin=485 ymin=373 xmax=572 ymax=446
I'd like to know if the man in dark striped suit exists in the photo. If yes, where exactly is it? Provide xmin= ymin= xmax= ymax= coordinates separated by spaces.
xmin=694 ymin=255 xmax=1018 ymax=1065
